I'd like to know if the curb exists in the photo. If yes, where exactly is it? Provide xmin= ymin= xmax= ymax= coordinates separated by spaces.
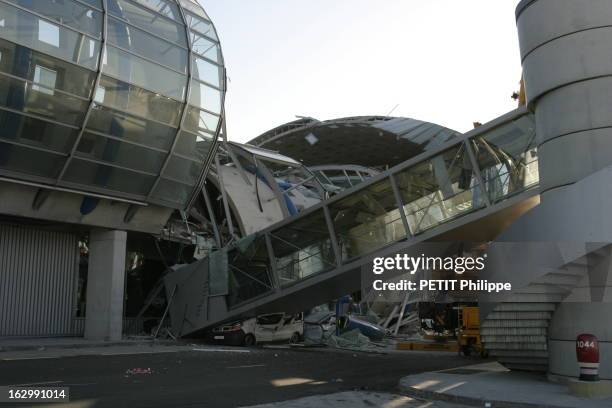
xmin=398 ymin=378 xmax=573 ymax=408
xmin=0 ymin=339 xmax=179 ymax=353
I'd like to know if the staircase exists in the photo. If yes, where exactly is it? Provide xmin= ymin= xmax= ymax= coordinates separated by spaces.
xmin=481 ymin=249 xmax=605 ymax=371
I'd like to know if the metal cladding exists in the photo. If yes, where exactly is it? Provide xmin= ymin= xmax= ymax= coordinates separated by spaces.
xmin=0 ymin=223 xmax=79 ymax=337
xmin=249 ymin=116 xmax=461 ymax=168
xmin=0 ymin=0 xmax=225 ymax=210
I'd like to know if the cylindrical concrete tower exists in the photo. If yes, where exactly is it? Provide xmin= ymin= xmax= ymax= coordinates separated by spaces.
xmin=504 ymin=0 xmax=612 ymax=379
xmin=517 ymin=0 xmax=612 ymax=197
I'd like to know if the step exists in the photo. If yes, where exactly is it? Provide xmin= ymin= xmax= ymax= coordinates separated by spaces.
xmin=499 ymin=361 xmax=548 ymax=372
xmin=508 ymin=293 xmax=565 ymax=303
xmin=481 ymin=327 xmax=547 ymax=336
xmin=488 ymin=349 xmax=548 ymax=359
xmin=493 ymin=303 xmax=556 ymax=312
xmin=534 ymin=274 xmax=583 ymax=286
xmin=482 ymin=319 xmax=549 ymax=328
xmin=517 ymin=284 xmax=571 ymax=295
xmin=562 ymin=264 xmax=586 ymax=276
xmin=495 ymin=356 xmax=549 ymax=366
xmin=481 ymin=335 xmax=547 ymax=343
xmin=568 ymin=255 xmax=589 ymax=267
xmin=482 ymin=342 xmax=548 ymax=351
xmin=484 ymin=311 xmax=552 ymax=320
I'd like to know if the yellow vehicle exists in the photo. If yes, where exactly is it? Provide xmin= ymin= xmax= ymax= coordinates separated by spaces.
xmin=457 ymin=306 xmax=488 ymax=357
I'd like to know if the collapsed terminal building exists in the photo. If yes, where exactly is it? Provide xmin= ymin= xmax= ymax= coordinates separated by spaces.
xmin=0 ymin=0 xmax=611 ymax=383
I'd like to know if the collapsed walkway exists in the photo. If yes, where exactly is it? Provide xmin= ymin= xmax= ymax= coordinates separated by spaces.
xmin=164 ymin=108 xmax=540 ymax=337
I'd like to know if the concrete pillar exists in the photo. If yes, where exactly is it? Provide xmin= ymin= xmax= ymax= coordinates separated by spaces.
xmin=84 ymin=230 xmax=127 ymax=341
xmin=517 ymin=0 xmax=612 ymax=199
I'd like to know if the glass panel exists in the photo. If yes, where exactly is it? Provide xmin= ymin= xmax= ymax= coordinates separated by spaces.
xmin=103 ymin=46 xmax=187 ymax=101
xmin=0 ymin=74 xmax=88 ymax=126
xmin=188 ymin=80 xmax=221 ymax=113
xmin=209 ymin=250 xmax=228 ymax=296
xmin=76 ymin=132 xmax=166 ymax=174
xmin=80 ymin=0 xmax=102 ymax=9
xmin=0 ymin=2 xmax=100 ymax=70
xmin=0 ymin=39 xmax=96 ymax=97
xmin=471 ymin=115 xmax=539 ymax=204
xmin=7 ymin=0 xmax=103 ymax=38
xmin=192 ymin=55 xmax=220 ymax=87
xmin=190 ymin=32 xmax=219 ymax=62
xmin=174 ymin=130 xmax=213 ymax=161
xmin=184 ymin=11 xmax=217 ymax=40
xmin=163 ymin=155 xmax=202 ymax=185
xmin=227 ymin=236 xmax=273 ymax=308
xmin=179 ymin=1 xmax=211 ymax=22
xmin=0 ymin=141 xmax=65 ymax=178
xmin=63 ymin=158 xmax=155 ymax=196
xmin=107 ymin=17 xmax=188 ymax=73
xmin=183 ymin=105 xmax=219 ymax=135
xmin=132 ymin=0 xmax=182 ymax=22
xmin=0 ymin=109 xmax=78 ymax=153
xmin=150 ymin=177 xmax=195 ymax=205
xmin=94 ymin=76 xmax=182 ymax=127
xmin=107 ymin=0 xmax=187 ymax=47
xmin=314 ymin=171 xmax=332 ymax=187
xmin=321 ymin=169 xmax=352 ymax=189
xmin=395 ymin=145 xmax=484 ymax=235
xmin=329 ymin=177 xmax=407 ymax=261
xmin=270 ymin=209 xmax=336 ymax=286
xmin=86 ymin=104 xmax=176 ymax=151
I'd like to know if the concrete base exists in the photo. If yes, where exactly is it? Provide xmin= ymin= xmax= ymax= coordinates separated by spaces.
xmin=568 ymin=379 xmax=612 ymax=398
xmin=84 ymin=230 xmax=127 ymax=341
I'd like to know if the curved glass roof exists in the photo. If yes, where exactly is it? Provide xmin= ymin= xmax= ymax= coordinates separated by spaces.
xmin=249 ymin=116 xmax=461 ymax=169
xmin=0 ymin=0 xmax=225 ymax=209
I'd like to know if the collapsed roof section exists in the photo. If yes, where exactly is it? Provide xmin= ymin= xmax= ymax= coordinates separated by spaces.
xmin=249 ymin=116 xmax=462 ymax=169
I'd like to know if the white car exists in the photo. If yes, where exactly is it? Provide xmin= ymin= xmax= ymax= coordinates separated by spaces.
xmin=210 ymin=313 xmax=303 ymax=346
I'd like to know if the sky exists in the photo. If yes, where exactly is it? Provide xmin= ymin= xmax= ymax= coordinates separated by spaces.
xmin=202 ymin=0 xmax=523 ymax=143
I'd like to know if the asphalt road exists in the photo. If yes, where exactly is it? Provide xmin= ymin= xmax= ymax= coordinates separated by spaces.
xmin=0 ymin=345 xmax=470 ymax=408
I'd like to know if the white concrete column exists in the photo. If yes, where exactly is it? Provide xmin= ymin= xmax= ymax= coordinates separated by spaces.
xmin=84 ymin=230 xmax=127 ymax=341
xmin=517 ymin=0 xmax=612 ymax=198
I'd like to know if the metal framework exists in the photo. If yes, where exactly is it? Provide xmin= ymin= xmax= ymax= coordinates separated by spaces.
xmin=145 ymin=0 xmax=195 ymax=201
xmin=55 ymin=0 xmax=108 ymax=182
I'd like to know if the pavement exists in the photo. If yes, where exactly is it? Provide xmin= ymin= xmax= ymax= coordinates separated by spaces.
xmin=0 ymin=337 xmax=176 ymax=352
xmin=4 ymin=339 xmax=610 ymax=407
xmin=399 ymin=361 xmax=612 ymax=408
xmin=0 ymin=341 xmax=469 ymax=408
xmin=242 ymin=391 xmax=470 ymax=408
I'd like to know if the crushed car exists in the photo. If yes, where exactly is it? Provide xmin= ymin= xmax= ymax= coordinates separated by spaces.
xmin=208 ymin=313 xmax=303 ymax=346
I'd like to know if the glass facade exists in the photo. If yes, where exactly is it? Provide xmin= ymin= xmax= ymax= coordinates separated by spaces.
xmin=0 ymin=0 xmax=225 ymax=209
